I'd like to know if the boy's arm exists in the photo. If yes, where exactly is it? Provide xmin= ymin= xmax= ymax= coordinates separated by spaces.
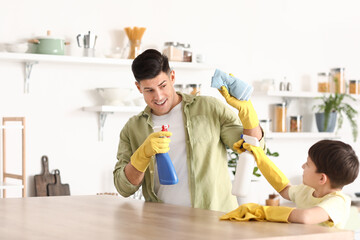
xmin=288 ymin=207 xmax=330 ymax=224
xmin=279 ymin=185 xmax=291 ymax=201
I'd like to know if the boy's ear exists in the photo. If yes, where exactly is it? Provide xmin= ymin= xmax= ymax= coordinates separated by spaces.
xmin=319 ymin=173 xmax=328 ymax=185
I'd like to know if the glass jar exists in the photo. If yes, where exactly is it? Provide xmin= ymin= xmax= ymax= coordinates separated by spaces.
xmin=330 ymin=68 xmax=345 ymax=93
xmin=128 ymin=39 xmax=141 ymax=59
xmin=290 ymin=115 xmax=302 ymax=132
xmin=349 ymin=80 xmax=359 ymax=95
xmin=186 ymin=84 xmax=201 ymax=96
xmin=163 ymin=42 xmax=183 ymax=62
xmin=274 ymin=103 xmax=287 ymax=132
xmin=317 ymin=72 xmax=329 ymax=93
xmin=259 ymin=119 xmax=272 ymax=132
xmin=182 ymin=43 xmax=192 ymax=62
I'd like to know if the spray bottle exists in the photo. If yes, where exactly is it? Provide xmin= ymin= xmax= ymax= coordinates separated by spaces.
xmin=231 ymin=134 xmax=259 ymax=197
xmin=156 ymin=125 xmax=178 ymax=185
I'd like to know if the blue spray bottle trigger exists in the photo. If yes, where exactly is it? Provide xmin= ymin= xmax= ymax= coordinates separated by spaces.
xmin=156 ymin=125 xmax=178 ymax=185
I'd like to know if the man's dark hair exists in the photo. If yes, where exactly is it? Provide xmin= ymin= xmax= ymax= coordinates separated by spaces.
xmin=131 ymin=49 xmax=171 ymax=82
xmin=308 ymin=139 xmax=359 ymax=189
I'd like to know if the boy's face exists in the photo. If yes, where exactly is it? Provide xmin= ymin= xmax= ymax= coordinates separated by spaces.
xmin=302 ymin=156 xmax=323 ymax=188
xmin=135 ymin=70 xmax=179 ymax=116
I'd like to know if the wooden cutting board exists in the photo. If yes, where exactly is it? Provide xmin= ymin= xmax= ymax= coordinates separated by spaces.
xmin=34 ymin=156 xmax=55 ymax=196
xmin=47 ymin=169 xmax=70 ymax=196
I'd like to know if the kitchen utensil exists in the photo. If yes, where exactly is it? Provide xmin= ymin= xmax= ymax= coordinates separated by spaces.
xmin=96 ymin=87 xmax=134 ymax=105
xmin=47 ymin=169 xmax=70 ymax=196
xmin=28 ymin=30 xmax=68 ymax=55
xmin=77 ymin=31 xmax=97 ymax=57
xmin=34 ymin=155 xmax=55 ymax=196
xmin=124 ymin=26 xmax=146 ymax=59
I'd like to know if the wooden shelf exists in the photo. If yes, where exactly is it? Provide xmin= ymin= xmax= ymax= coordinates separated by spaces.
xmin=0 ymin=52 xmax=212 ymax=69
xmin=83 ymin=105 xmax=144 ymax=113
xmin=265 ymin=132 xmax=339 ymax=140
xmin=267 ymin=90 xmax=360 ymax=100
xmin=83 ymin=105 xmax=145 ymax=141
xmin=0 ymin=52 xmax=212 ymax=94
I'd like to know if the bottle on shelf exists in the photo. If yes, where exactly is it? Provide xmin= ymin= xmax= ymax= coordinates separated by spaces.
xmin=274 ymin=103 xmax=287 ymax=132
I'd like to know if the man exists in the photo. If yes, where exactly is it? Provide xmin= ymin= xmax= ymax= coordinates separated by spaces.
xmin=113 ymin=49 xmax=264 ymax=212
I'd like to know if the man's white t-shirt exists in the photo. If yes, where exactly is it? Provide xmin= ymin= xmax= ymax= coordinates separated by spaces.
xmin=152 ymin=102 xmax=191 ymax=207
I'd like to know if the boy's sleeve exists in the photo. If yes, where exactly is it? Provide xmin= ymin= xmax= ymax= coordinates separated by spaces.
xmin=317 ymin=194 xmax=350 ymax=227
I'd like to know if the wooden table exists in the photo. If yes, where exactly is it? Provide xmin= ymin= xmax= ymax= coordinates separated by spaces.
xmin=0 ymin=195 xmax=353 ymax=240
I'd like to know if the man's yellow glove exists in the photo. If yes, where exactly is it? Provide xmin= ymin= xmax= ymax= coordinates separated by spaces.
xmin=219 ymin=86 xmax=259 ymax=129
xmin=242 ymin=143 xmax=289 ymax=193
xmin=220 ymin=203 xmax=293 ymax=223
xmin=130 ymin=131 xmax=172 ymax=172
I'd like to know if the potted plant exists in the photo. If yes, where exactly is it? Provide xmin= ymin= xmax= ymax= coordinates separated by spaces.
xmin=313 ymin=93 xmax=358 ymax=142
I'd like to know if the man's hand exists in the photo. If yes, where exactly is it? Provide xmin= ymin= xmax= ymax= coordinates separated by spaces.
xmin=218 ymin=86 xmax=259 ymax=129
xmin=130 ymin=131 xmax=172 ymax=172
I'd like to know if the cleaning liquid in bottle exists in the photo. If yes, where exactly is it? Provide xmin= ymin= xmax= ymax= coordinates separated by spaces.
xmin=232 ymin=134 xmax=260 ymax=197
xmin=156 ymin=125 xmax=178 ymax=185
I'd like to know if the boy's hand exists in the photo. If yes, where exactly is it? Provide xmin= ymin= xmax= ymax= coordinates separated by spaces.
xmin=220 ymin=203 xmax=293 ymax=223
xmin=218 ymin=86 xmax=259 ymax=129
xmin=242 ymin=143 xmax=289 ymax=193
xmin=130 ymin=131 xmax=172 ymax=172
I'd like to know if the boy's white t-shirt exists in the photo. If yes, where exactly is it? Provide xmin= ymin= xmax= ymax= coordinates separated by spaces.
xmin=289 ymin=184 xmax=351 ymax=229
xmin=152 ymin=102 xmax=191 ymax=207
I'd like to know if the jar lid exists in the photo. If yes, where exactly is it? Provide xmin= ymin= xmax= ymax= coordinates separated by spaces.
xmin=349 ymin=80 xmax=357 ymax=83
xmin=275 ymin=103 xmax=286 ymax=107
xmin=290 ymin=115 xmax=302 ymax=119
xmin=186 ymin=84 xmax=201 ymax=88
xmin=260 ymin=119 xmax=272 ymax=123
xmin=182 ymin=43 xmax=191 ymax=48
xmin=164 ymin=41 xmax=180 ymax=47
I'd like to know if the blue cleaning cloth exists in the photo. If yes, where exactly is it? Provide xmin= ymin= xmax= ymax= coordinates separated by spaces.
xmin=211 ymin=69 xmax=253 ymax=100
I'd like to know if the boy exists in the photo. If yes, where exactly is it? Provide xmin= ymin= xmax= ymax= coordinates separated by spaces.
xmin=221 ymin=139 xmax=359 ymax=229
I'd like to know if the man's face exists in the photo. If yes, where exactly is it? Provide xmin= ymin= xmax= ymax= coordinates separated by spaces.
xmin=135 ymin=70 xmax=179 ymax=116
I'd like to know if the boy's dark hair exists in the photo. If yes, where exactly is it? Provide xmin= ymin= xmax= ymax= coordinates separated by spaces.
xmin=308 ymin=139 xmax=359 ymax=189
xmin=131 ymin=49 xmax=171 ymax=82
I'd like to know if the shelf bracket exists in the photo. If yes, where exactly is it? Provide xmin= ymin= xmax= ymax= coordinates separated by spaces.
xmin=24 ymin=61 xmax=38 ymax=94
xmin=98 ymin=112 xmax=113 ymax=141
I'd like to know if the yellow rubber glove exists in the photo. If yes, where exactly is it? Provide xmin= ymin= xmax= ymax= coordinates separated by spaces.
xmin=130 ymin=131 xmax=172 ymax=172
xmin=242 ymin=143 xmax=289 ymax=193
xmin=218 ymin=86 xmax=259 ymax=129
xmin=220 ymin=203 xmax=293 ymax=223
xmin=233 ymin=139 xmax=245 ymax=153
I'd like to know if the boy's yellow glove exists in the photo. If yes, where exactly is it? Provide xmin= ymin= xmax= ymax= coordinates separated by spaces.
xmin=241 ymin=143 xmax=289 ymax=193
xmin=220 ymin=203 xmax=293 ymax=223
xmin=130 ymin=131 xmax=172 ymax=172
xmin=218 ymin=86 xmax=259 ymax=129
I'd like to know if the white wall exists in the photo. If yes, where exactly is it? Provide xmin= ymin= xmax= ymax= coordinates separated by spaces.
xmin=1 ymin=0 xmax=359 ymax=201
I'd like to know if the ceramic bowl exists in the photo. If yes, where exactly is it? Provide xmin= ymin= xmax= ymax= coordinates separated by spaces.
xmin=96 ymin=88 xmax=133 ymax=106
xmin=5 ymin=42 xmax=29 ymax=53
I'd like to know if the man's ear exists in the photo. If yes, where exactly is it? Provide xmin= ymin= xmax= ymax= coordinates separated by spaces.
xmin=319 ymin=173 xmax=328 ymax=185
xmin=170 ymin=70 xmax=175 ymax=83
xmin=135 ymin=81 xmax=142 ymax=93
